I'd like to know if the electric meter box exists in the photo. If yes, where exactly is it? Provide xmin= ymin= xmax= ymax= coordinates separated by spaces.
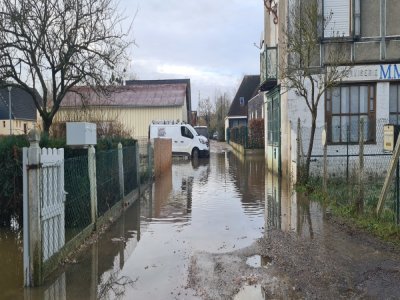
xmin=66 ymin=122 xmax=97 ymax=147
xmin=383 ymin=124 xmax=400 ymax=152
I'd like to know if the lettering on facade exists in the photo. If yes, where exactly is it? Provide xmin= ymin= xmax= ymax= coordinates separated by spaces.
xmin=380 ymin=64 xmax=400 ymax=80
xmin=347 ymin=68 xmax=378 ymax=78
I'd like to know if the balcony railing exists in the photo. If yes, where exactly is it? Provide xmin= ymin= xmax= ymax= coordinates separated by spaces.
xmin=260 ymin=46 xmax=277 ymax=83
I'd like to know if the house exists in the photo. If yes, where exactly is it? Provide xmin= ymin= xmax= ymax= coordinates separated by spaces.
xmin=0 ymin=86 xmax=41 ymax=135
xmin=226 ymin=75 xmax=260 ymax=140
xmin=261 ymin=0 xmax=400 ymax=180
xmin=56 ymin=79 xmax=192 ymax=140
xmin=248 ymin=94 xmax=263 ymax=122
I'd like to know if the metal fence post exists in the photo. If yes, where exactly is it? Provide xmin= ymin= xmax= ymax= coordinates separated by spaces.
xmin=88 ymin=146 xmax=98 ymax=226
xmin=24 ymin=128 xmax=42 ymax=286
xmin=118 ymin=143 xmax=124 ymax=199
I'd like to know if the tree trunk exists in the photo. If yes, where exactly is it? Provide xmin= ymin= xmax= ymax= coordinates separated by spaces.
xmin=304 ymin=112 xmax=317 ymax=182
xmin=42 ymin=117 xmax=52 ymax=137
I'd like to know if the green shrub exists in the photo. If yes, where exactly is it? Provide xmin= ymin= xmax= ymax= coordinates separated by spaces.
xmin=0 ymin=135 xmax=29 ymax=226
xmin=249 ymin=119 xmax=264 ymax=149
xmin=0 ymin=134 xmax=136 ymax=227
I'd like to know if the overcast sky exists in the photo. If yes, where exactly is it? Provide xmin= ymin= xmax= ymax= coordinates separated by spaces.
xmin=120 ymin=0 xmax=263 ymax=110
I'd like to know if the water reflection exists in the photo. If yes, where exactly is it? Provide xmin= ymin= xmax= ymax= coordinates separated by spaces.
xmin=150 ymin=159 xmax=211 ymax=223
xmin=265 ymin=172 xmax=325 ymax=238
xmin=228 ymin=152 xmax=265 ymax=217
xmin=3 ymin=151 xmax=268 ymax=299
xmin=0 ymin=226 xmax=23 ymax=299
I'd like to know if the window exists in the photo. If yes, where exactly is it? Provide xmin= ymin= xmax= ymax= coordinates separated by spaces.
xmin=324 ymin=0 xmax=351 ymax=38
xmin=389 ymin=84 xmax=400 ymax=124
xmin=240 ymin=97 xmax=245 ymax=106
xmin=2 ymin=121 xmax=5 ymax=128
xmin=24 ymin=123 xmax=27 ymax=134
xmin=181 ymin=126 xmax=193 ymax=139
xmin=386 ymin=0 xmax=400 ymax=36
xmin=360 ymin=0 xmax=380 ymax=37
xmin=325 ymin=84 xmax=376 ymax=143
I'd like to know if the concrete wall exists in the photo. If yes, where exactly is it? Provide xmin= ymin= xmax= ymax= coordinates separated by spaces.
xmin=153 ymin=138 xmax=172 ymax=179
xmin=262 ymin=0 xmax=400 ymax=181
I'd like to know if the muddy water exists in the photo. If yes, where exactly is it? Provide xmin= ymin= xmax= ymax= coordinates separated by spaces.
xmin=1 ymin=147 xmax=266 ymax=299
xmin=263 ymin=172 xmax=400 ymax=299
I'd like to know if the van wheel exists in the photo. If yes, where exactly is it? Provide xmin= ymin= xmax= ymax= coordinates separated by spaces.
xmin=192 ymin=148 xmax=199 ymax=159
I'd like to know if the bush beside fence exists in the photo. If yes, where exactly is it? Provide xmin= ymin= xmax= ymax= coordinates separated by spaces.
xmin=0 ymin=135 xmax=143 ymax=228
xmin=229 ymin=119 xmax=265 ymax=150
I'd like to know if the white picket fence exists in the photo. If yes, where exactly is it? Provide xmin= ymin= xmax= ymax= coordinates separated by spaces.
xmin=23 ymin=140 xmax=66 ymax=286
xmin=40 ymin=148 xmax=66 ymax=261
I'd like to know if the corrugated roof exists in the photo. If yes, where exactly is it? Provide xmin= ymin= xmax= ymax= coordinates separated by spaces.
xmin=0 ymin=87 xmax=41 ymax=120
xmin=228 ymin=75 xmax=260 ymax=117
xmin=62 ymin=83 xmax=188 ymax=108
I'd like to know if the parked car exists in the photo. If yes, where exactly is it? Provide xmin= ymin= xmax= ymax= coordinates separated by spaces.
xmin=193 ymin=126 xmax=209 ymax=139
xmin=212 ymin=132 xmax=219 ymax=140
xmin=149 ymin=121 xmax=210 ymax=159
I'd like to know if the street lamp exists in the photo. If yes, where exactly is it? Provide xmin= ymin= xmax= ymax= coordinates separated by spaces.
xmin=8 ymin=86 xmax=12 ymax=135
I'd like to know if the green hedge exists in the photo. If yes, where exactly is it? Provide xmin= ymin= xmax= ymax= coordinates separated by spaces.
xmin=0 ymin=135 xmax=29 ymax=226
xmin=248 ymin=119 xmax=264 ymax=149
xmin=0 ymin=134 xmax=136 ymax=227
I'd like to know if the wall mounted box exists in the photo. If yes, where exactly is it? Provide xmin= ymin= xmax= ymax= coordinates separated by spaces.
xmin=383 ymin=124 xmax=400 ymax=153
xmin=66 ymin=122 xmax=97 ymax=146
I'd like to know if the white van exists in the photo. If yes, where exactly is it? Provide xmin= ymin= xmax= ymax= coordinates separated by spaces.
xmin=149 ymin=121 xmax=210 ymax=159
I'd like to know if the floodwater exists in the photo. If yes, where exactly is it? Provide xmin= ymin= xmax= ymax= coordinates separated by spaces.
xmin=2 ymin=142 xmax=399 ymax=299
xmin=0 ymin=144 xmax=266 ymax=299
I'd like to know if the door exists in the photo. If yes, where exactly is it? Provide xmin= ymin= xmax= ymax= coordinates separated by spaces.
xmin=178 ymin=125 xmax=194 ymax=156
xmin=266 ymin=87 xmax=281 ymax=175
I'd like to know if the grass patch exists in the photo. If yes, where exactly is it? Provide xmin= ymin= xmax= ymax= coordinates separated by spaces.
xmin=296 ymin=179 xmax=400 ymax=246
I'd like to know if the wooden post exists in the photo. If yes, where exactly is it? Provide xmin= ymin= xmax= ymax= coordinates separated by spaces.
xmin=357 ymin=119 xmax=364 ymax=213
xmin=323 ymin=123 xmax=328 ymax=194
xmin=377 ymin=130 xmax=400 ymax=216
xmin=88 ymin=146 xmax=98 ymax=226
xmin=25 ymin=128 xmax=43 ymax=286
xmin=297 ymin=118 xmax=301 ymax=179
xmin=118 ymin=143 xmax=125 ymax=199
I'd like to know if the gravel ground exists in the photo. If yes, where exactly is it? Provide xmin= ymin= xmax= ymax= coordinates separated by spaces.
xmin=190 ymin=141 xmax=400 ymax=299
xmin=188 ymin=199 xmax=400 ymax=299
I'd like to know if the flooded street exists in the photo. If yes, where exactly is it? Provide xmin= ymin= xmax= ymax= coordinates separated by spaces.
xmin=2 ymin=141 xmax=400 ymax=299
xmin=1 ymin=142 xmax=266 ymax=299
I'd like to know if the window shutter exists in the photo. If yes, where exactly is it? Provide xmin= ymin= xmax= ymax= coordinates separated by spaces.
xmin=324 ymin=0 xmax=350 ymax=38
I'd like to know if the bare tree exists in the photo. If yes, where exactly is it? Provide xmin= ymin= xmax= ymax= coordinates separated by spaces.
xmin=213 ymin=93 xmax=230 ymax=141
xmin=198 ymin=97 xmax=214 ymax=127
xmin=280 ymin=0 xmax=350 ymax=182
xmin=0 ymin=0 xmax=134 ymax=134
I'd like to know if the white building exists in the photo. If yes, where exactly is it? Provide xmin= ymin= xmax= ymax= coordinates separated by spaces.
xmin=260 ymin=0 xmax=400 ymax=181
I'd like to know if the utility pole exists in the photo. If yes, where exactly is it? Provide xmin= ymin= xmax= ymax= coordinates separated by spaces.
xmin=8 ymin=86 xmax=12 ymax=135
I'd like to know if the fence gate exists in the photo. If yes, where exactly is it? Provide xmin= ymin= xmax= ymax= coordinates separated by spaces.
xmin=40 ymin=148 xmax=65 ymax=261
xmin=23 ymin=140 xmax=65 ymax=286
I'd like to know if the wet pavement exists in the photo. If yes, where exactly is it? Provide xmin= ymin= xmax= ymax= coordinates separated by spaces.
xmin=2 ymin=140 xmax=400 ymax=299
